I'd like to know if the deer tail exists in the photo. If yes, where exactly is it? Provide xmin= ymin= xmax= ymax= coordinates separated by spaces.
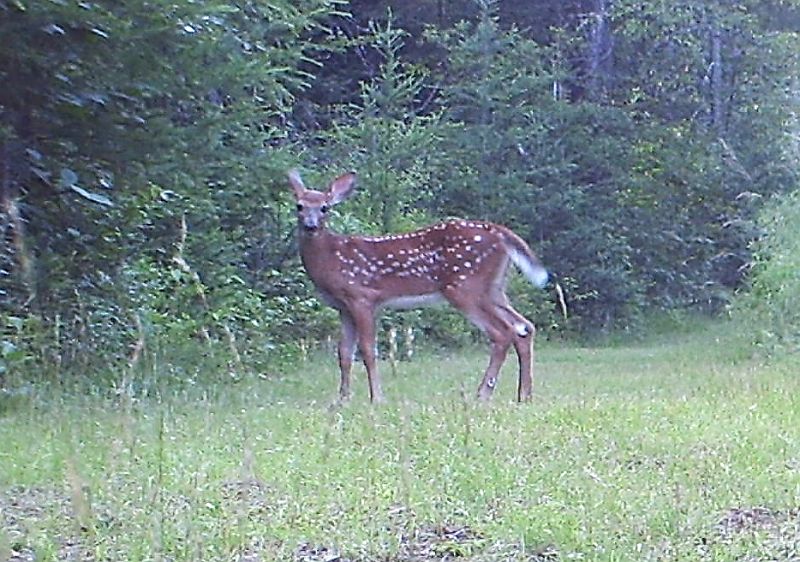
xmin=500 ymin=227 xmax=549 ymax=288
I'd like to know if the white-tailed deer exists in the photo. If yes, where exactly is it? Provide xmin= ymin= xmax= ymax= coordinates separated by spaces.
xmin=288 ymin=170 xmax=548 ymax=403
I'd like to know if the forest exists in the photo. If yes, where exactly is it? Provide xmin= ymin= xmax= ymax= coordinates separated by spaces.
xmin=2 ymin=0 xmax=800 ymax=383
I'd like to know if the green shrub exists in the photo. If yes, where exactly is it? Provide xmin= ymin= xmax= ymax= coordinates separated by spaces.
xmin=733 ymin=191 xmax=800 ymax=353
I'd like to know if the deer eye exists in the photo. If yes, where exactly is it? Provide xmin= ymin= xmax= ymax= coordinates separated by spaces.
xmin=320 ymin=204 xmax=330 ymax=214
xmin=296 ymin=203 xmax=304 ymax=212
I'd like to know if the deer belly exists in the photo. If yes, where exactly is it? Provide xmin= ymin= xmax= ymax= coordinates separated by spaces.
xmin=381 ymin=292 xmax=446 ymax=310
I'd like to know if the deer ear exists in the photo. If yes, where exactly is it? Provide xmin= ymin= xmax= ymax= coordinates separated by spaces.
xmin=327 ymin=172 xmax=357 ymax=206
xmin=287 ymin=169 xmax=306 ymax=199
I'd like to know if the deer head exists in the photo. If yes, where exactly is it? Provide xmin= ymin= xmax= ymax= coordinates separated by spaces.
xmin=288 ymin=169 xmax=356 ymax=234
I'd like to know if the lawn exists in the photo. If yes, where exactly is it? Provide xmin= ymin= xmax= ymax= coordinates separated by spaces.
xmin=2 ymin=323 xmax=799 ymax=561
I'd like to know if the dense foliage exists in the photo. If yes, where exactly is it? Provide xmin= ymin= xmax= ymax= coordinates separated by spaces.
xmin=733 ymin=191 xmax=800 ymax=353
xmin=2 ymin=0 xmax=799 ymax=382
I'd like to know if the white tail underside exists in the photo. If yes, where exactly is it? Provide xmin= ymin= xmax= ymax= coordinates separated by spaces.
xmin=509 ymin=249 xmax=549 ymax=288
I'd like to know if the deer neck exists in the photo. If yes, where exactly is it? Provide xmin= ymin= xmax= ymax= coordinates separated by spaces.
xmin=298 ymin=227 xmax=339 ymax=284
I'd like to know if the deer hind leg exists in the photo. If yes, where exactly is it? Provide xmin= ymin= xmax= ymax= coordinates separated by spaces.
xmin=349 ymin=306 xmax=384 ymax=403
xmin=337 ymin=311 xmax=358 ymax=401
xmin=479 ymin=331 xmax=513 ymax=401
xmin=444 ymin=289 xmax=515 ymax=401
xmin=496 ymin=298 xmax=536 ymax=402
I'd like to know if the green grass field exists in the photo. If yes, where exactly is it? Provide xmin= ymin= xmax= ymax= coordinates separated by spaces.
xmin=2 ymin=323 xmax=799 ymax=561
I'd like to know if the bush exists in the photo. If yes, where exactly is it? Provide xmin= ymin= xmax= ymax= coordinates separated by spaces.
xmin=733 ymin=190 xmax=800 ymax=353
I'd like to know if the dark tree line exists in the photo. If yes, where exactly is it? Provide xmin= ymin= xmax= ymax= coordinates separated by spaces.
xmin=2 ymin=0 xmax=799 ymax=381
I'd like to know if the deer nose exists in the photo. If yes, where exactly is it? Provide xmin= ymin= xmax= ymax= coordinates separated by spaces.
xmin=303 ymin=216 xmax=320 ymax=231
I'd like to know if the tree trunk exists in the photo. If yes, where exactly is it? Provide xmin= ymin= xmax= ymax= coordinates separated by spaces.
xmin=710 ymin=24 xmax=726 ymax=135
xmin=587 ymin=0 xmax=614 ymax=101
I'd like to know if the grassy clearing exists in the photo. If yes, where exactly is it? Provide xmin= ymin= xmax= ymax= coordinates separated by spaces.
xmin=2 ymin=323 xmax=799 ymax=561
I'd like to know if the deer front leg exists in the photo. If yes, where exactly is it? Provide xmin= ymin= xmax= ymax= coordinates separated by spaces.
xmin=337 ymin=311 xmax=357 ymax=401
xmin=351 ymin=306 xmax=384 ymax=403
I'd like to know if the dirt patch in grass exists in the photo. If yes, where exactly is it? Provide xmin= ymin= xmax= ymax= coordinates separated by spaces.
xmin=397 ymin=524 xmax=486 ymax=560
xmin=704 ymin=506 xmax=800 ymax=561
xmin=294 ymin=542 xmax=353 ymax=562
xmin=1 ymin=485 xmax=95 ymax=562
xmin=292 ymin=524 xmax=490 ymax=562
xmin=293 ymin=523 xmax=559 ymax=562
xmin=716 ymin=506 xmax=785 ymax=535
xmin=221 ymin=477 xmax=280 ymax=517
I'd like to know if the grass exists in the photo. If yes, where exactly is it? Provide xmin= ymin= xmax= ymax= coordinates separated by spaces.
xmin=2 ymin=322 xmax=799 ymax=561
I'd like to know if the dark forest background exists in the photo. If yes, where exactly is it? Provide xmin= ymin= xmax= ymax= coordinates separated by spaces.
xmin=2 ymin=0 xmax=799 ymax=383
